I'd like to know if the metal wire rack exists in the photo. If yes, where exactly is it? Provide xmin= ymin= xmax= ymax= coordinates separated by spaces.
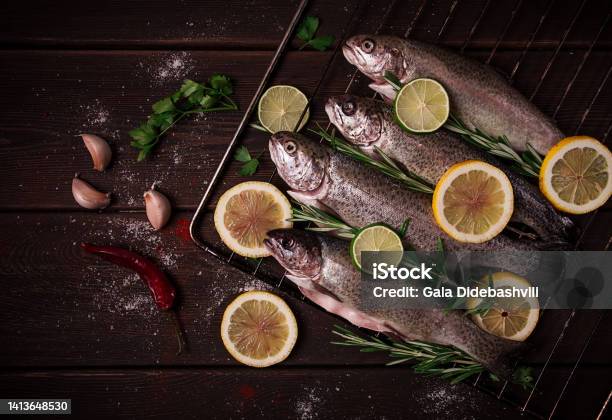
xmin=189 ymin=1 xmax=611 ymax=418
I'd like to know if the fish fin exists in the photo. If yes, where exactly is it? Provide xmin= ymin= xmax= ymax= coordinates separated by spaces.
xmin=287 ymin=191 xmax=342 ymax=220
xmin=285 ymin=274 xmax=317 ymax=291
xmin=368 ymin=82 xmax=396 ymax=102
xmin=287 ymin=190 xmax=325 ymax=206
xmin=381 ymin=321 xmax=413 ymax=342
xmin=535 ymin=240 xmax=574 ymax=251
xmin=298 ymin=286 xmax=389 ymax=333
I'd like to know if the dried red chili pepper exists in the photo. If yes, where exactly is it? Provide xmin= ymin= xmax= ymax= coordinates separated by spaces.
xmin=80 ymin=243 xmax=185 ymax=354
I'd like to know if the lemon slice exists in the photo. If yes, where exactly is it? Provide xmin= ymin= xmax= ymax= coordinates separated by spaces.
xmin=214 ymin=181 xmax=292 ymax=257
xmin=221 ymin=291 xmax=298 ymax=367
xmin=539 ymin=136 xmax=612 ymax=214
xmin=432 ymin=160 xmax=514 ymax=243
xmin=258 ymin=85 xmax=309 ymax=133
xmin=467 ymin=272 xmax=540 ymax=341
xmin=350 ymin=224 xmax=404 ymax=271
xmin=394 ymin=78 xmax=450 ymax=133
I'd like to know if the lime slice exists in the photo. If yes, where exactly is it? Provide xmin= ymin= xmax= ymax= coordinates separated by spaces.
xmin=350 ymin=224 xmax=403 ymax=271
xmin=539 ymin=136 xmax=612 ymax=214
xmin=394 ymin=78 xmax=450 ymax=133
xmin=467 ymin=272 xmax=539 ymax=341
xmin=258 ymin=85 xmax=309 ymax=133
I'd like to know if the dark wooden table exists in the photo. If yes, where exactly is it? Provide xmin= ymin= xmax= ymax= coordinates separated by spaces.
xmin=1 ymin=1 xmax=611 ymax=418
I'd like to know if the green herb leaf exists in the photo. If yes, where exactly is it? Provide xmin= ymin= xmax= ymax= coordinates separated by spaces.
xmin=137 ymin=148 xmax=151 ymax=162
xmin=152 ymin=97 xmax=175 ymax=114
xmin=234 ymin=146 xmax=260 ymax=176
xmin=129 ymin=125 xmax=156 ymax=144
xmin=331 ymin=326 xmax=488 ymax=384
xmin=297 ymin=16 xmax=319 ymax=41
xmin=291 ymin=201 xmax=358 ymax=239
xmin=209 ymin=74 xmax=233 ymax=96
xmin=398 ymin=218 xmax=411 ymax=238
xmin=512 ymin=366 xmax=534 ymax=390
xmin=187 ymin=89 xmax=205 ymax=105
xmin=310 ymin=125 xmax=434 ymax=194
xmin=200 ymin=94 xmax=218 ymax=109
xmin=239 ymin=158 xmax=259 ymax=176
xmin=308 ymin=35 xmax=334 ymax=51
xmin=180 ymin=79 xmax=202 ymax=97
xmin=234 ymin=146 xmax=252 ymax=163
xmin=383 ymin=71 xmax=404 ymax=91
xmin=130 ymin=75 xmax=237 ymax=160
xmin=295 ymin=16 xmax=333 ymax=51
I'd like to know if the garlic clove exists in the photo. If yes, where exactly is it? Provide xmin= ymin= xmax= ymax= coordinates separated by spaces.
xmin=80 ymin=133 xmax=112 ymax=171
xmin=72 ymin=174 xmax=111 ymax=209
xmin=144 ymin=184 xmax=171 ymax=230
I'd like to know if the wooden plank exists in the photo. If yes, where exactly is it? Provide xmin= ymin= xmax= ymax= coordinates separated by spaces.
xmin=1 ymin=50 xmax=611 ymax=210
xmin=2 ymin=0 xmax=610 ymax=49
xmin=0 ymin=367 xmax=529 ymax=419
xmin=1 ymin=212 xmax=610 ymax=367
xmin=0 ymin=0 xmax=358 ymax=50
xmin=0 ymin=211 xmax=400 ymax=367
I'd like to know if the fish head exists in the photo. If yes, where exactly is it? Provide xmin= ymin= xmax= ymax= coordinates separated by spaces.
xmin=325 ymin=94 xmax=385 ymax=146
xmin=343 ymin=35 xmax=407 ymax=83
xmin=269 ymin=131 xmax=329 ymax=193
xmin=264 ymin=229 xmax=322 ymax=280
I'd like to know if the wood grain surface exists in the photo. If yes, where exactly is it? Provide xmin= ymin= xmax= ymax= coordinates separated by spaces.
xmin=0 ymin=0 xmax=611 ymax=419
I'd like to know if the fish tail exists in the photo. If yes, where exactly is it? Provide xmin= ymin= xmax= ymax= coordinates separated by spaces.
xmin=535 ymin=239 xmax=574 ymax=251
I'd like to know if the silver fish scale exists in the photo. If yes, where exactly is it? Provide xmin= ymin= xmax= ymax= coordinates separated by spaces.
xmin=315 ymin=234 xmax=521 ymax=378
xmin=345 ymin=35 xmax=563 ymax=155
xmin=351 ymin=99 xmax=574 ymax=243
xmin=321 ymin=150 xmax=537 ymax=252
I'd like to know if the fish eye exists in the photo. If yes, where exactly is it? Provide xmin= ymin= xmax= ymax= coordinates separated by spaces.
xmin=280 ymin=238 xmax=295 ymax=249
xmin=362 ymin=39 xmax=375 ymax=53
xmin=284 ymin=140 xmax=297 ymax=155
xmin=341 ymin=100 xmax=356 ymax=116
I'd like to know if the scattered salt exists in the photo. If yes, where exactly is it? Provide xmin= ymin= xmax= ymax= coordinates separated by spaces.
xmin=295 ymin=387 xmax=323 ymax=420
xmin=80 ymin=99 xmax=110 ymax=127
xmin=139 ymin=52 xmax=195 ymax=85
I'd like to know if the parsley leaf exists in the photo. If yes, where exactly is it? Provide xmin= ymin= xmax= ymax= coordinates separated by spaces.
xmin=152 ymin=97 xmax=175 ymax=114
xmin=234 ymin=146 xmax=260 ymax=176
xmin=295 ymin=15 xmax=334 ymax=51
xmin=209 ymin=74 xmax=233 ymax=96
xmin=309 ymin=35 xmax=334 ymax=51
xmin=234 ymin=145 xmax=252 ymax=163
xmin=239 ymin=158 xmax=260 ymax=176
xmin=297 ymin=16 xmax=319 ymax=41
xmin=129 ymin=76 xmax=238 ymax=160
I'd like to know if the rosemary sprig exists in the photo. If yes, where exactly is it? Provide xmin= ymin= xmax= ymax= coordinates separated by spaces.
xmin=444 ymin=115 xmax=542 ymax=178
xmin=310 ymin=124 xmax=435 ymax=194
xmin=332 ymin=325 xmax=534 ymax=389
xmin=289 ymin=201 xmax=358 ymax=239
xmin=332 ymin=325 xmax=486 ymax=384
xmin=382 ymin=71 xmax=543 ymax=178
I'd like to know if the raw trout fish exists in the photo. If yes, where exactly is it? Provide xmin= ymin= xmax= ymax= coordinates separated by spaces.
xmin=265 ymin=229 xmax=523 ymax=377
xmin=342 ymin=35 xmax=563 ymax=154
xmin=269 ymin=131 xmax=545 ymax=252
xmin=325 ymin=94 xmax=574 ymax=244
